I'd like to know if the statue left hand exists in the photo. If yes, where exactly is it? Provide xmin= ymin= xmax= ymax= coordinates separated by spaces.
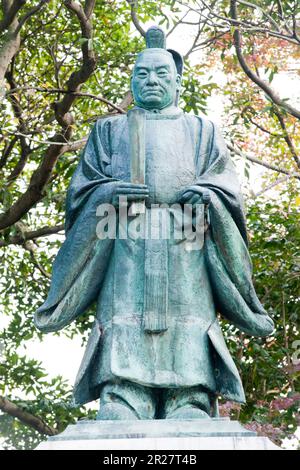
xmin=178 ymin=188 xmax=202 ymax=206
xmin=178 ymin=186 xmax=211 ymax=207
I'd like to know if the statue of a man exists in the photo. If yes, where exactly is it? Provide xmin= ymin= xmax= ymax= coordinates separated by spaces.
xmin=34 ymin=26 xmax=274 ymax=420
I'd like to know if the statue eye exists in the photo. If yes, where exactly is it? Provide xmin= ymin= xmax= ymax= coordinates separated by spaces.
xmin=137 ymin=71 xmax=148 ymax=78
xmin=157 ymin=69 xmax=168 ymax=77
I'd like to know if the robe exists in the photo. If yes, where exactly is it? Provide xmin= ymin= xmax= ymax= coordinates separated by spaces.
xmin=34 ymin=109 xmax=274 ymax=406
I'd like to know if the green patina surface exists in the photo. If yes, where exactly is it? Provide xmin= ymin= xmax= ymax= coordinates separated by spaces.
xmin=34 ymin=26 xmax=274 ymax=420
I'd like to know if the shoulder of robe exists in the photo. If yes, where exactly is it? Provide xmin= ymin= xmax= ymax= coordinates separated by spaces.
xmin=95 ymin=113 xmax=127 ymax=129
xmin=94 ymin=114 xmax=126 ymax=141
xmin=89 ymin=115 xmax=127 ymax=160
xmin=92 ymin=114 xmax=127 ymax=150
xmin=183 ymin=113 xmax=215 ymax=133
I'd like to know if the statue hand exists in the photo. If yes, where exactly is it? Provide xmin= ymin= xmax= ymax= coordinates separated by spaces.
xmin=112 ymin=182 xmax=149 ymax=208
xmin=257 ymin=313 xmax=275 ymax=337
xmin=178 ymin=187 xmax=211 ymax=233
xmin=179 ymin=190 xmax=203 ymax=206
xmin=178 ymin=186 xmax=211 ymax=206
xmin=178 ymin=186 xmax=211 ymax=207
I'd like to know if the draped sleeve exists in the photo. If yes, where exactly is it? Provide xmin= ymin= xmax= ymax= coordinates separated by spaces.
xmin=193 ymin=117 xmax=274 ymax=337
xmin=34 ymin=117 xmax=121 ymax=332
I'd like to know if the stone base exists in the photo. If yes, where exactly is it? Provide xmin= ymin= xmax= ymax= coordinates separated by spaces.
xmin=36 ymin=418 xmax=280 ymax=450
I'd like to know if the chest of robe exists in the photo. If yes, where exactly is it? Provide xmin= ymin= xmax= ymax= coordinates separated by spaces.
xmin=90 ymin=113 xmax=217 ymax=389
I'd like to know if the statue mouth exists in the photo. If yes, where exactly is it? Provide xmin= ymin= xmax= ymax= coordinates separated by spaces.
xmin=143 ymin=89 xmax=163 ymax=96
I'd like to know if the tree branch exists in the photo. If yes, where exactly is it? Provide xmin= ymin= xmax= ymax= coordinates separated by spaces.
xmin=126 ymin=0 xmax=145 ymax=37
xmin=0 ymin=138 xmax=69 ymax=230
xmin=184 ymin=18 xmax=202 ymax=60
xmin=0 ymin=0 xmax=97 ymax=230
xmin=54 ymin=0 xmax=97 ymax=130
xmin=0 ymin=0 xmax=50 ymax=87
xmin=64 ymin=0 xmax=87 ymax=28
xmin=227 ymin=143 xmax=300 ymax=179
xmin=0 ymin=0 xmax=25 ymax=33
xmin=192 ymin=0 xmax=300 ymax=45
xmin=4 ymin=129 xmax=87 ymax=147
xmin=0 ymin=396 xmax=59 ymax=436
xmin=247 ymin=117 xmax=282 ymax=138
xmin=4 ymin=68 xmax=31 ymax=182
xmin=273 ymin=110 xmax=300 ymax=170
xmin=192 ymin=30 xmax=231 ymax=51
xmin=15 ymin=0 xmax=50 ymax=35
xmin=0 ymin=1 xmax=21 ymax=87
xmin=230 ymin=0 xmax=300 ymax=120
xmin=236 ymin=0 xmax=281 ymax=32
xmin=253 ymin=175 xmax=292 ymax=198
xmin=23 ymin=239 xmax=51 ymax=279
xmin=6 ymin=86 xmax=126 ymax=114
xmin=0 ymin=223 xmax=64 ymax=247
xmin=0 ymin=136 xmax=18 ymax=169
xmin=84 ymin=0 xmax=95 ymax=19
xmin=166 ymin=8 xmax=190 ymax=37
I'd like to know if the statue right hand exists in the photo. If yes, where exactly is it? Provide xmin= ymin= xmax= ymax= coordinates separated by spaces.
xmin=112 ymin=182 xmax=149 ymax=208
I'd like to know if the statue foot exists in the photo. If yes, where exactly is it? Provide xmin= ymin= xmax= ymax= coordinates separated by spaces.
xmin=166 ymin=406 xmax=210 ymax=420
xmin=96 ymin=403 xmax=139 ymax=420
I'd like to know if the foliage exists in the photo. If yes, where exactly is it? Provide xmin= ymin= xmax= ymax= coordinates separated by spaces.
xmin=219 ymin=193 xmax=300 ymax=446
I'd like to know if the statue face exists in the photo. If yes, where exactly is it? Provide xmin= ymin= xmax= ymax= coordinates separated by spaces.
xmin=131 ymin=50 xmax=181 ymax=110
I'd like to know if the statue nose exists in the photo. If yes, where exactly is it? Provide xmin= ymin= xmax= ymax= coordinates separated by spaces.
xmin=147 ymin=71 xmax=159 ymax=85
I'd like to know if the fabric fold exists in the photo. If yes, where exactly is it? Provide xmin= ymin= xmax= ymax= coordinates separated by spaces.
xmin=33 ymin=113 xmax=274 ymax=406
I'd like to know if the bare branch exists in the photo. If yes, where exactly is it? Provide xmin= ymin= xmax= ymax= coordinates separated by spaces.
xmin=6 ymin=86 xmax=127 ymax=114
xmin=0 ymin=396 xmax=59 ymax=436
xmin=247 ymin=117 xmax=282 ymax=138
xmin=253 ymin=176 xmax=292 ymax=198
xmin=0 ymin=223 xmax=64 ymax=247
xmin=4 ymin=129 xmax=87 ymax=147
xmin=166 ymin=8 xmax=190 ymax=37
xmin=227 ymin=143 xmax=300 ymax=179
xmin=179 ymin=0 xmax=300 ymax=45
xmin=23 ymin=239 xmax=51 ymax=279
xmin=126 ymin=0 xmax=145 ymax=37
xmin=230 ymin=0 xmax=300 ymax=121
xmin=192 ymin=30 xmax=231 ymax=51
xmin=184 ymin=18 xmax=202 ymax=60
xmin=4 ymin=68 xmax=31 ymax=181
xmin=273 ymin=110 xmax=300 ymax=170
xmin=0 ymin=136 xmax=18 ymax=169
xmin=236 ymin=0 xmax=281 ymax=32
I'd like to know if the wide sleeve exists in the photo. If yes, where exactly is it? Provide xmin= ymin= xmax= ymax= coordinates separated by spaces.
xmin=193 ymin=117 xmax=274 ymax=337
xmin=65 ymin=118 xmax=119 ymax=232
xmin=34 ymin=118 xmax=120 ymax=332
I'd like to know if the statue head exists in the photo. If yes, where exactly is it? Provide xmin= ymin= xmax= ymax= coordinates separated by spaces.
xmin=131 ymin=26 xmax=183 ymax=110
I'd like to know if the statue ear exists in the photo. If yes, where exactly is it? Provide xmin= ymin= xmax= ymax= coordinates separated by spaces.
xmin=174 ymin=74 xmax=181 ymax=106
xmin=176 ymin=74 xmax=181 ymax=91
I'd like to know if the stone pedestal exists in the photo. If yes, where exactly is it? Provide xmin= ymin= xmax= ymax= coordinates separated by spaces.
xmin=36 ymin=418 xmax=280 ymax=450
